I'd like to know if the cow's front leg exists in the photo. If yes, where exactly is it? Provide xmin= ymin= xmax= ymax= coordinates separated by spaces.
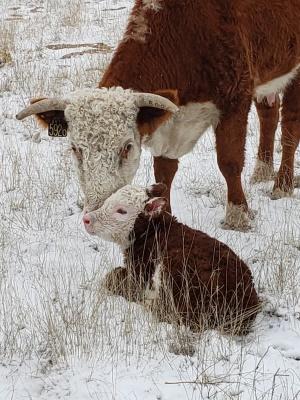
xmin=153 ymin=156 xmax=178 ymax=212
xmin=215 ymin=101 xmax=252 ymax=230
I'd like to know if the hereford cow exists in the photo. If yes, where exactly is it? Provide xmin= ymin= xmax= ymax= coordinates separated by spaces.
xmin=16 ymin=1 xmax=300 ymax=230
xmin=83 ymin=183 xmax=260 ymax=334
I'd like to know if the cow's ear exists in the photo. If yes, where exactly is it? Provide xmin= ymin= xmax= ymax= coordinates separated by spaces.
xmin=136 ymin=89 xmax=179 ymax=136
xmin=144 ymin=197 xmax=168 ymax=217
xmin=30 ymin=98 xmax=67 ymax=129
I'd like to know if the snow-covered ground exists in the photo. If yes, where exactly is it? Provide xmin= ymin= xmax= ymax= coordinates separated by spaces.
xmin=0 ymin=1 xmax=300 ymax=398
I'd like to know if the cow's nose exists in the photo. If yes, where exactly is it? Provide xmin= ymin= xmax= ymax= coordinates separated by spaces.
xmin=83 ymin=214 xmax=91 ymax=225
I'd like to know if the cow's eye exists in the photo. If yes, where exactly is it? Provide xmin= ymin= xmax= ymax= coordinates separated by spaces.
xmin=125 ymin=143 xmax=132 ymax=152
xmin=120 ymin=142 xmax=133 ymax=159
xmin=71 ymin=146 xmax=82 ymax=160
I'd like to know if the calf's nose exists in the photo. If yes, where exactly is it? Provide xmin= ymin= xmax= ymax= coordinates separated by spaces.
xmin=83 ymin=213 xmax=96 ymax=235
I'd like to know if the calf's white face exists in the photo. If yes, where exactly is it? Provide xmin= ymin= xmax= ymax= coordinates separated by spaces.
xmin=65 ymin=88 xmax=142 ymax=212
xmin=83 ymin=184 xmax=167 ymax=248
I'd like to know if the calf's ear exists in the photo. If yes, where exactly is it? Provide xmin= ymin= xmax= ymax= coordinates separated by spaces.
xmin=144 ymin=197 xmax=168 ymax=217
xmin=136 ymin=89 xmax=179 ymax=136
xmin=146 ymin=183 xmax=167 ymax=198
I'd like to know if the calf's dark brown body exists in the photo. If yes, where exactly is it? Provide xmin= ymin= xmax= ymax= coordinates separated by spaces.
xmin=104 ymin=212 xmax=260 ymax=334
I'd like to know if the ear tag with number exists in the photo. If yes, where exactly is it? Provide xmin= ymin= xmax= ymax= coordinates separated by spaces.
xmin=48 ymin=118 xmax=68 ymax=137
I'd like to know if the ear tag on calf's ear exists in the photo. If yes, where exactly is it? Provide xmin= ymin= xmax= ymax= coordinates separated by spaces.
xmin=48 ymin=118 xmax=68 ymax=137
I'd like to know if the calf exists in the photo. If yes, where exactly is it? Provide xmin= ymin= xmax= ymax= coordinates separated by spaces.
xmin=83 ymin=184 xmax=260 ymax=335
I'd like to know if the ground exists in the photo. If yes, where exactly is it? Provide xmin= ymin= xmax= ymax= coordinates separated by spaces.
xmin=0 ymin=1 xmax=300 ymax=399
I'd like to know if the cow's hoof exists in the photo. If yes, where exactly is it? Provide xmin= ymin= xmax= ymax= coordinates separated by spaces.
xmin=294 ymin=176 xmax=300 ymax=188
xmin=251 ymin=160 xmax=275 ymax=184
xmin=270 ymin=187 xmax=293 ymax=200
xmin=221 ymin=203 xmax=253 ymax=232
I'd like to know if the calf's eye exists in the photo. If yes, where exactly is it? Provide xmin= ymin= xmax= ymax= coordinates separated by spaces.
xmin=117 ymin=208 xmax=127 ymax=215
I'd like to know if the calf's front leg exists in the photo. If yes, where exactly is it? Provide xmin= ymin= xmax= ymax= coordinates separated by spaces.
xmin=215 ymin=100 xmax=252 ymax=230
xmin=102 ymin=267 xmax=141 ymax=302
xmin=103 ymin=266 xmax=149 ymax=302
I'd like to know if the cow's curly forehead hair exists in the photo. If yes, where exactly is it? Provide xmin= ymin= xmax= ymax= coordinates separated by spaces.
xmin=65 ymin=87 xmax=139 ymax=147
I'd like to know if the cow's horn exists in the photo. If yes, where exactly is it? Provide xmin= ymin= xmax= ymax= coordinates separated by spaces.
xmin=16 ymin=99 xmax=69 ymax=120
xmin=133 ymin=93 xmax=179 ymax=113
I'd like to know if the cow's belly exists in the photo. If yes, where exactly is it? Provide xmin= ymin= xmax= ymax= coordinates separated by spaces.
xmin=254 ymin=64 xmax=300 ymax=102
xmin=143 ymin=102 xmax=220 ymax=159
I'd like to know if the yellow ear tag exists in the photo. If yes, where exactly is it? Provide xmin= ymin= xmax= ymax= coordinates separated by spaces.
xmin=48 ymin=118 xmax=68 ymax=137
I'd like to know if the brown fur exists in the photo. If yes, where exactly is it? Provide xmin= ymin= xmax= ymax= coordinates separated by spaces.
xmin=255 ymin=96 xmax=280 ymax=166
xmin=100 ymin=0 xmax=300 ymax=211
xmin=104 ymin=203 xmax=260 ymax=335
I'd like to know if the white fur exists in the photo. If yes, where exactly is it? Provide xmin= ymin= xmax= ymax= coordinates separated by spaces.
xmin=85 ymin=185 xmax=149 ymax=248
xmin=223 ymin=203 xmax=251 ymax=231
xmin=144 ymin=261 xmax=162 ymax=307
xmin=255 ymin=65 xmax=300 ymax=101
xmin=64 ymin=88 xmax=142 ymax=212
xmin=142 ymin=0 xmax=162 ymax=11
xmin=124 ymin=0 xmax=162 ymax=43
xmin=143 ymin=102 xmax=220 ymax=158
xmin=251 ymin=160 xmax=275 ymax=183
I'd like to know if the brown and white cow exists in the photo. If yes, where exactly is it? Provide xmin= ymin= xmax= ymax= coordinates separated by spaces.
xmin=17 ymin=0 xmax=300 ymax=230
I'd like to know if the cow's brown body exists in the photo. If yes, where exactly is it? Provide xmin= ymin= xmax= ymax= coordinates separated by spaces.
xmin=105 ymin=211 xmax=260 ymax=334
xmin=101 ymin=0 xmax=300 ymax=227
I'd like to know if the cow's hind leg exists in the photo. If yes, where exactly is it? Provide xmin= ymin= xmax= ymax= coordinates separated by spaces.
xmin=272 ymin=75 xmax=300 ymax=199
xmin=153 ymin=156 xmax=178 ymax=212
xmin=251 ymin=96 xmax=280 ymax=183
xmin=215 ymin=99 xmax=252 ymax=230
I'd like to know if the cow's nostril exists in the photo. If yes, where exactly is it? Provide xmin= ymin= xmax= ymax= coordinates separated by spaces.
xmin=83 ymin=215 xmax=91 ymax=225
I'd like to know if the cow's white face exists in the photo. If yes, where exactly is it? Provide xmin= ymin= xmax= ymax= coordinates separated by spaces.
xmin=83 ymin=184 xmax=167 ymax=248
xmin=16 ymin=87 xmax=178 ymax=210
xmin=65 ymin=88 xmax=142 ymax=212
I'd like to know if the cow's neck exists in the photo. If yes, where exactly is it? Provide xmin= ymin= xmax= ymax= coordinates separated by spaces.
xmin=100 ymin=1 xmax=221 ymax=104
